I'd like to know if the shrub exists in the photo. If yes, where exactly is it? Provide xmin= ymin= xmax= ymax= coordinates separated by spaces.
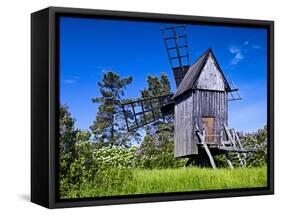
xmin=242 ymin=126 xmax=267 ymax=167
xmin=93 ymin=146 xmax=139 ymax=169
xmin=136 ymin=134 xmax=185 ymax=169
xmin=59 ymin=131 xmax=99 ymax=198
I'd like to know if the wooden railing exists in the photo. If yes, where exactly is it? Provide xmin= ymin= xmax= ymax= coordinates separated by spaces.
xmin=195 ymin=125 xmax=222 ymax=144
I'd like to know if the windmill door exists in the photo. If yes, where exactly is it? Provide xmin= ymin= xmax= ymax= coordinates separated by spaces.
xmin=202 ymin=117 xmax=215 ymax=143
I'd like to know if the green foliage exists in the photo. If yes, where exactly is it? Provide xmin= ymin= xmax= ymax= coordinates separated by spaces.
xmin=137 ymin=132 xmax=185 ymax=169
xmin=90 ymin=71 xmax=139 ymax=148
xmin=59 ymin=105 xmax=77 ymax=180
xmin=141 ymin=73 xmax=171 ymax=98
xmin=90 ymin=168 xmax=134 ymax=196
xmin=242 ymin=125 xmax=268 ymax=167
xmin=60 ymin=130 xmax=99 ymax=198
xmin=213 ymin=154 xmax=229 ymax=168
xmin=60 ymin=145 xmax=138 ymax=199
xmin=59 ymin=105 xmax=76 ymax=158
xmin=93 ymin=146 xmax=139 ymax=169
xmin=59 ymin=106 xmax=99 ymax=198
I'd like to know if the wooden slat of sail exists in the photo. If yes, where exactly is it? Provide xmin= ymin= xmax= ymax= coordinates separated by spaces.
xmin=121 ymin=94 xmax=174 ymax=131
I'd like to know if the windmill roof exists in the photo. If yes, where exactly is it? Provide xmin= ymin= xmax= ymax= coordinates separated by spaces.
xmin=172 ymin=48 xmax=230 ymax=100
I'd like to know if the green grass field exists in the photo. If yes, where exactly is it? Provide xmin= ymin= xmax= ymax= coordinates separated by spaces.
xmin=63 ymin=166 xmax=267 ymax=199
xmin=131 ymin=167 xmax=267 ymax=194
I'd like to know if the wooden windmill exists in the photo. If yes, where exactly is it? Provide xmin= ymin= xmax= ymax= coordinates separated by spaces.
xmin=122 ymin=25 xmax=254 ymax=169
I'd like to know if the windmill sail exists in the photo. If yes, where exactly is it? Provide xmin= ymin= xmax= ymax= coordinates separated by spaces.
xmin=121 ymin=94 xmax=174 ymax=131
xmin=161 ymin=25 xmax=190 ymax=87
xmin=228 ymin=80 xmax=242 ymax=101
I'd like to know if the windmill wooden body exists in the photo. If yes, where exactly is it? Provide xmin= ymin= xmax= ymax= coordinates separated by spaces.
xmin=172 ymin=48 xmax=230 ymax=158
xmin=122 ymin=25 xmax=254 ymax=169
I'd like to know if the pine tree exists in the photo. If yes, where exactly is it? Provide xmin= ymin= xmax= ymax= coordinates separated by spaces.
xmin=140 ymin=72 xmax=173 ymax=134
xmin=160 ymin=72 xmax=171 ymax=95
xmin=59 ymin=105 xmax=77 ymax=170
xmin=59 ymin=105 xmax=77 ymax=184
xmin=90 ymin=71 xmax=135 ymax=148
xmin=137 ymin=72 xmax=181 ymax=168
xmin=141 ymin=73 xmax=171 ymax=98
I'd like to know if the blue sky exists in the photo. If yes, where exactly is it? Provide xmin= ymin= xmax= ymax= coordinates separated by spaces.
xmin=60 ymin=16 xmax=267 ymax=133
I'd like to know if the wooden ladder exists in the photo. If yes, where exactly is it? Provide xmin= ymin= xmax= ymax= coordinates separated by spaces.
xmin=223 ymin=124 xmax=246 ymax=168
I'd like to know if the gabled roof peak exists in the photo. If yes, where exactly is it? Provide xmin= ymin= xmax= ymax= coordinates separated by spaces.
xmin=172 ymin=48 xmax=230 ymax=100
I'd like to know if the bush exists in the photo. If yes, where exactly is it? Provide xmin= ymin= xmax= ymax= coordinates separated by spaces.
xmin=93 ymin=146 xmax=139 ymax=169
xmin=59 ymin=131 xmax=99 ymax=198
xmin=242 ymin=126 xmax=267 ymax=167
xmin=136 ymin=134 xmax=185 ymax=169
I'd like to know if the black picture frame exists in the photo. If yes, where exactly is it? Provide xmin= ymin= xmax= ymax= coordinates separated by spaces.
xmin=31 ymin=6 xmax=274 ymax=209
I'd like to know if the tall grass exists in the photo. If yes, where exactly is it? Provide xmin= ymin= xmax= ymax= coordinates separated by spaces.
xmin=62 ymin=166 xmax=267 ymax=199
xmin=131 ymin=166 xmax=267 ymax=194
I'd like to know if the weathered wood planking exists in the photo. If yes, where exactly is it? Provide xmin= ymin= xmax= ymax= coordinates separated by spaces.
xmin=193 ymin=89 xmax=228 ymax=140
xmin=196 ymin=55 xmax=226 ymax=91
xmin=174 ymin=91 xmax=227 ymax=158
xmin=174 ymin=51 xmax=229 ymax=158
xmin=174 ymin=91 xmax=196 ymax=157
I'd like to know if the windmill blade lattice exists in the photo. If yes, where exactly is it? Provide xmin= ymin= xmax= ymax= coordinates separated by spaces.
xmin=228 ymin=80 xmax=242 ymax=101
xmin=121 ymin=94 xmax=174 ymax=131
xmin=161 ymin=25 xmax=190 ymax=69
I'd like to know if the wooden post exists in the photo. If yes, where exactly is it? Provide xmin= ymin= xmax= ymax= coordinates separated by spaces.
xmin=202 ymin=143 xmax=217 ymax=169
xmin=195 ymin=125 xmax=217 ymax=169
xmin=184 ymin=158 xmax=195 ymax=168
xmin=220 ymin=129 xmax=224 ymax=145
xmin=202 ymin=128 xmax=206 ymax=144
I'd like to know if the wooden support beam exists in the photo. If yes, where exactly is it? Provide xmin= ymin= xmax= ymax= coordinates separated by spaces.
xmin=131 ymin=103 xmax=138 ymax=128
xmin=149 ymin=99 xmax=156 ymax=120
xmin=196 ymin=125 xmax=216 ymax=169
xmin=220 ymin=129 xmax=224 ymax=145
xmin=202 ymin=143 xmax=217 ymax=169
xmin=195 ymin=124 xmax=204 ymax=143
xmin=184 ymin=158 xmax=195 ymax=168
xmin=140 ymin=101 xmax=147 ymax=124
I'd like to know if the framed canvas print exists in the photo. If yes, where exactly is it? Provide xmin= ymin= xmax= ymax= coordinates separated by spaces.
xmin=31 ymin=6 xmax=274 ymax=208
